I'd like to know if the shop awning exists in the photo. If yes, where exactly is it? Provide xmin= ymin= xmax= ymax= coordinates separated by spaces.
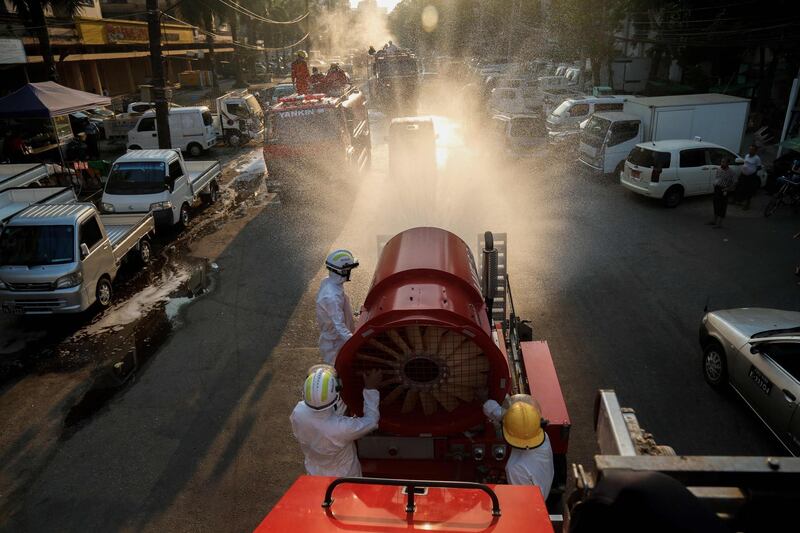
xmin=0 ymin=81 xmax=111 ymax=119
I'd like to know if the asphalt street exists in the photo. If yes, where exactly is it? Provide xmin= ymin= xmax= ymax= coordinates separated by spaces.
xmin=4 ymin=111 xmax=798 ymax=532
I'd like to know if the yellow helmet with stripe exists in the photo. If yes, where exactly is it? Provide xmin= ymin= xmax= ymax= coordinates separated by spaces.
xmin=303 ymin=365 xmax=340 ymax=410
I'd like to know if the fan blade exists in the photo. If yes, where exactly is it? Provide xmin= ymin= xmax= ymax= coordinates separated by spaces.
xmin=420 ymin=391 xmax=437 ymax=415
xmin=423 ymin=326 xmax=445 ymax=354
xmin=443 ymin=341 xmax=483 ymax=366
xmin=368 ymin=339 xmax=402 ymax=359
xmin=378 ymin=376 xmax=403 ymax=388
xmin=388 ymin=330 xmax=412 ymax=355
xmin=432 ymin=388 xmax=459 ymax=412
xmin=382 ymin=385 xmax=407 ymax=405
xmin=406 ymin=325 xmax=424 ymax=353
xmin=401 ymin=389 xmax=420 ymax=413
xmin=437 ymin=331 xmax=464 ymax=358
xmin=450 ymin=371 xmax=486 ymax=388
xmin=357 ymin=353 xmax=400 ymax=367
xmin=442 ymin=383 xmax=474 ymax=402
xmin=448 ymin=353 xmax=488 ymax=371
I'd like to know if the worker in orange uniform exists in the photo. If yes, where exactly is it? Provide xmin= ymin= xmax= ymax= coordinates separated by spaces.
xmin=309 ymin=67 xmax=326 ymax=93
xmin=290 ymin=365 xmax=382 ymax=477
xmin=316 ymin=249 xmax=359 ymax=365
xmin=325 ymin=63 xmax=350 ymax=91
xmin=483 ymin=394 xmax=554 ymax=498
xmin=291 ymin=50 xmax=310 ymax=94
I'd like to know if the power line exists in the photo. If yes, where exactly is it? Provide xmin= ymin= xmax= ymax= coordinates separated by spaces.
xmin=210 ymin=0 xmax=309 ymax=25
xmin=162 ymin=12 xmax=309 ymax=51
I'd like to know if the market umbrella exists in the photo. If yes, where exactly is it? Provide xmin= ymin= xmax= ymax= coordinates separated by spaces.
xmin=0 ymin=81 xmax=111 ymax=119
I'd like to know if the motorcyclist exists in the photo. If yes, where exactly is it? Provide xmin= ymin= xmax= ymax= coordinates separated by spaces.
xmin=316 ymin=249 xmax=359 ymax=365
xmin=290 ymin=365 xmax=382 ymax=477
xmin=483 ymin=394 xmax=554 ymax=498
xmin=291 ymin=50 xmax=311 ymax=94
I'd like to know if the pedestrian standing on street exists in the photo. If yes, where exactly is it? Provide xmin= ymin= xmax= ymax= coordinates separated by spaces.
xmin=290 ymin=365 xmax=381 ymax=477
xmin=738 ymin=144 xmax=762 ymax=210
xmin=84 ymin=120 xmax=100 ymax=159
xmin=291 ymin=50 xmax=311 ymax=95
xmin=709 ymin=158 xmax=736 ymax=229
xmin=316 ymin=249 xmax=359 ymax=365
xmin=483 ymin=394 xmax=554 ymax=498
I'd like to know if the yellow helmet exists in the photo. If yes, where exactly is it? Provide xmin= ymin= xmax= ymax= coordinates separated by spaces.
xmin=502 ymin=401 xmax=545 ymax=449
xmin=297 ymin=50 xmax=308 ymax=59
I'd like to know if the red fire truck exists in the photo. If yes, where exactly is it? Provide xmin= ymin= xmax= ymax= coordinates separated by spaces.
xmin=263 ymin=87 xmax=371 ymax=182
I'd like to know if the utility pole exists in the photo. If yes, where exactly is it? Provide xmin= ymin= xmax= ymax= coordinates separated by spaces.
xmin=147 ymin=0 xmax=172 ymax=149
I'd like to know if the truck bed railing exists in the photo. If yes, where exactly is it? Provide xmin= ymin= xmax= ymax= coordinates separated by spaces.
xmin=322 ymin=477 xmax=501 ymax=516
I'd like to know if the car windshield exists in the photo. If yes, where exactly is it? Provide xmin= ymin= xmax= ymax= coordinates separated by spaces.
xmin=105 ymin=161 xmax=166 ymax=195
xmin=0 ymin=225 xmax=74 ymax=266
xmin=551 ymin=101 xmax=572 ymax=117
xmin=377 ymin=59 xmax=418 ymax=77
xmin=628 ymin=146 xmax=672 ymax=168
xmin=751 ymin=327 xmax=800 ymax=339
xmin=583 ymin=116 xmax=610 ymax=147
xmin=269 ymin=108 xmax=341 ymax=143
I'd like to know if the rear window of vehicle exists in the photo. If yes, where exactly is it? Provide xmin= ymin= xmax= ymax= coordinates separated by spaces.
xmin=628 ymin=146 xmax=672 ymax=168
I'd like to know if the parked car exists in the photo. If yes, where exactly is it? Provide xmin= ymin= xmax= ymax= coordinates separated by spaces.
xmin=700 ymin=307 xmax=800 ymax=455
xmin=0 ymin=203 xmax=154 ymax=314
xmin=490 ymin=113 xmax=546 ymax=157
xmin=101 ymin=149 xmax=221 ymax=228
xmin=127 ymin=107 xmax=217 ymax=156
xmin=619 ymin=139 xmax=761 ymax=207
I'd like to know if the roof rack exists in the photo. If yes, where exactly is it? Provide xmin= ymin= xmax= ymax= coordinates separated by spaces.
xmin=272 ymin=86 xmax=357 ymax=111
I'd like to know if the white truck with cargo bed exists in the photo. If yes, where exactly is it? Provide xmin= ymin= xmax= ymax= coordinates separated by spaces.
xmin=101 ymin=149 xmax=221 ymax=228
xmin=0 ymin=203 xmax=155 ymax=314
xmin=1 ymin=186 xmax=76 ymax=226
xmin=578 ymin=93 xmax=750 ymax=176
xmin=0 ymin=163 xmax=51 ymax=192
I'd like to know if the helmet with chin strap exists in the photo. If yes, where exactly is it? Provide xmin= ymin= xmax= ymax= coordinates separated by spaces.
xmin=325 ymin=249 xmax=359 ymax=281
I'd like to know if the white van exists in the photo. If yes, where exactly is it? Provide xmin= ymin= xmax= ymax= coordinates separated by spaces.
xmin=127 ymin=106 xmax=217 ymax=156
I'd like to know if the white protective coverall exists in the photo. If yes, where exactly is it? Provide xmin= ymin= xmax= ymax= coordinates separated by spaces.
xmin=483 ymin=399 xmax=555 ymax=499
xmin=290 ymin=389 xmax=380 ymax=477
xmin=316 ymin=273 xmax=355 ymax=364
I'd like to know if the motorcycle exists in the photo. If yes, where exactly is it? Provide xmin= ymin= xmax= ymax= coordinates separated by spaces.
xmin=764 ymin=174 xmax=800 ymax=217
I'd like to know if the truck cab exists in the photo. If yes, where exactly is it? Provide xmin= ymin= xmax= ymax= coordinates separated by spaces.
xmin=578 ymin=111 xmax=642 ymax=175
xmin=215 ymin=90 xmax=265 ymax=147
xmin=547 ymin=96 xmax=626 ymax=147
xmin=101 ymin=149 xmax=221 ymax=228
xmin=0 ymin=203 xmax=154 ymax=314
xmin=264 ymin=89 xmax=371 ymax=180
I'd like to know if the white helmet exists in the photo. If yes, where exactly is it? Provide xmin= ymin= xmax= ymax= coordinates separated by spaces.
xmin=303 ymin=365 xmax=341 ymax=410
xmin=325 ymin=249 xmax=359 ymax=281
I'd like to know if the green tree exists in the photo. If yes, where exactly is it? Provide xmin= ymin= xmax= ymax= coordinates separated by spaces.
xmin=180 ymin=1 xmax=223 ymax=94
xmin=11 ymin=0 xmax=85 ymax=82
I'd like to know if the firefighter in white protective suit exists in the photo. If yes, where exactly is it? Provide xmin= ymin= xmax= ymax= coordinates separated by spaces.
xmin=483 ymin=394 xmax=554 ymax=499
xmin=290 ymin=365 xmax=382 ymax=477
xmin=316 ymin=249 xmax=359 ymax=365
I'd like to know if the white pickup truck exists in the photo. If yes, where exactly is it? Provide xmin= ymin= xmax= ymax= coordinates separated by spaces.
xmin=1 ymin=186 xmax=76 ymax=226
xmin=101 ymin=149 xmax=221 ymax=228
xmin=0 ymin=204 xmax=155 ymax=314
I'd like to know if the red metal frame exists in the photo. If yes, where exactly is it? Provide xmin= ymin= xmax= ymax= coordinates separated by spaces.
xmin=521 ymin=341 xmax=571 ymax=455
xmin=253 ymin=476 xmax=554 ymax=532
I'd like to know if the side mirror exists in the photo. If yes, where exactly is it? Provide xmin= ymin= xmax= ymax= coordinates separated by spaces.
xmin=80 ymin=243 xmax=90 ymax=258
xmin=734 ymin=157 xmax=744 ymax=165
xmin=750 ymin=344 xmax=761 ymax=354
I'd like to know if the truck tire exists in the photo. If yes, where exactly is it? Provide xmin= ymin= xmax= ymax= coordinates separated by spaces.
xmin=179 ymin=203 xmax=191 ymax=227
xmin=188 ymin=143 xmax=203 ymax=157
xmin=96 ymin=277 xmax=113 ymax=308
xmin=702 ymin=341 xmax=728 ymax=389
xmin=139 ymin=238 xmax=152 ymax=264
xmin=662 ymin=186 xmax=684 ymax=208
xmin=227 ymin=132 xmax=242 ymax=148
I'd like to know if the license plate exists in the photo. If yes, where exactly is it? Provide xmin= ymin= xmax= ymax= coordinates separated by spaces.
xmin=2 ymin=303 xmax=22 ymax=315
xmin=749 ymin=365 xmax=773 ymax=395
xmin=632 ymin=169 xmax=641 ymax=180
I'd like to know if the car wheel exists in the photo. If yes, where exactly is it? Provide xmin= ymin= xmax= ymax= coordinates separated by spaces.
xmin=188 ymin=143 xmax=203 ymax=157
xmin=662 ymin=186 xmax=684 ymax=208
xmin=179 ymin=203 xmax=191 ymax=227
xmin=613 ymin=161 xmax=624 ymax=180
xmin=227 ymin=133 xmax=242 ymax=148
xmin=129 ymin=145 xmax=141 ymax=151
xmin=703 ymin=342 xmax=728 ymax=389
xmin=96 ymin=277 xmax=113 ymax=308
xmin=139 ymin=238 xmax=152 ymax=264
